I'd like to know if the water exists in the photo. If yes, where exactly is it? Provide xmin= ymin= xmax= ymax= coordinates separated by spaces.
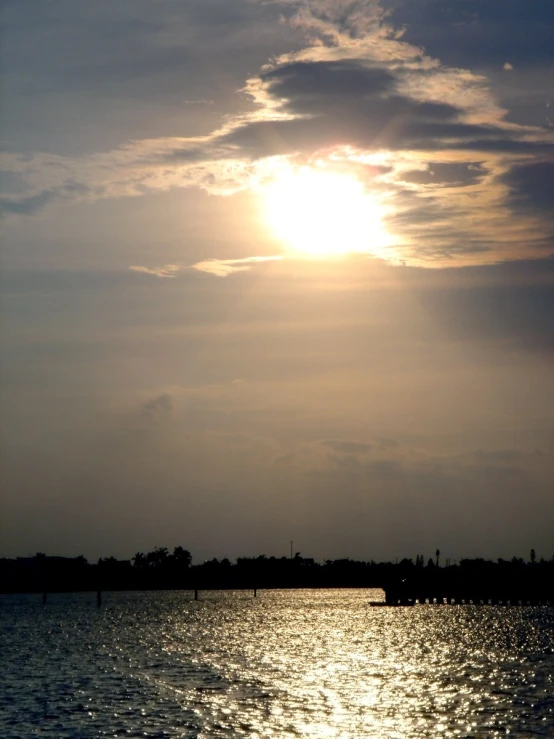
xmin=1 ymin=590 xmax=553 ymax=738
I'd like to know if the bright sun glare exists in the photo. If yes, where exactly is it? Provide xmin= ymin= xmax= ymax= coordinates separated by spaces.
xmin=262 ymin=166 xmax=391 ymax=258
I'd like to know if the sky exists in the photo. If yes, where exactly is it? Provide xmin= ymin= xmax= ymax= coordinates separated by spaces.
xmin=1 ymin=0 xmax=553 ymax=564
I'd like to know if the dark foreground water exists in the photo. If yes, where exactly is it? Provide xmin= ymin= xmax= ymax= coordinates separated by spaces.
xmin=1 ymin=590 xmax=553 ymax=738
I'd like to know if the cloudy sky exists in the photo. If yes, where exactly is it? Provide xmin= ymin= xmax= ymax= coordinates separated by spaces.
xmin=1 ymin=0 xmax=553 ymax=563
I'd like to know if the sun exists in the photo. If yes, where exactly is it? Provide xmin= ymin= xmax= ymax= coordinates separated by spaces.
xmin=261 ymin=165 xmax=391 ymax=258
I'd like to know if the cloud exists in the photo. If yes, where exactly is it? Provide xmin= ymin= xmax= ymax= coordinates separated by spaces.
xmin=142 ymin=393 xmax=173 ymax=419
xmin=387 ymin=0 xmax=554 ymax=70
xmin=3 ymin=375 xmax=552 ymax=560
xmin=191 ymin=255 xmax=283 ymax=276
xmin=499 ymin=161 xmax=554 ymax=251
xmin=128 ymin=256 xmax=283 ymax=278
xmin=129 ymin=264 xmax=182 ymax=278
xmin=1 ymin=0 xmax=300 ymax=155
xmin=305 ymin=436 xmax=550 ymax=498
xmin=321 ymin=439 xmax=373 ymax=454
xmin=2 ymin=255 xmax=554 ymax=560
xmin=0 ymin=191 xmax=58 ymax=217
xmin=223 ymin=59 xmax=497 ymax=157
xmin=2 ymin=0 xmax=553 ymax=267
xmin=503 ymin=161 xmax=554 ymax=216
xmin=415 ymin=270 xmax=554 ymax=355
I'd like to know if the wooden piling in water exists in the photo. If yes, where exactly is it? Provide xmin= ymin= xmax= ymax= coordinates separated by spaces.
xmin=384 ymin=587 xmax=552 ymax=606
xmin=194 ymin=589 xmax=198 ymax=601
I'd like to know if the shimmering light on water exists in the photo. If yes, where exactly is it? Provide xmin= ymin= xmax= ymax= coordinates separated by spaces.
xmin=1 ymin=590 xmax=553 ymax=737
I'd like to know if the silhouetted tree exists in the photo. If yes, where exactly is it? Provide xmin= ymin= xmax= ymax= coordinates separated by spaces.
xmin=132 ymin=552 xmax=147 ymax=568
xmin=147 ymin=547 xmax=169 ymax=568
xmin=99 ymin=556 xmax=117 ymax=565
xmin=2 ymin=546 xmax=554 ymax=598
xmin=172 ymin=546 xmax=192 ymax=568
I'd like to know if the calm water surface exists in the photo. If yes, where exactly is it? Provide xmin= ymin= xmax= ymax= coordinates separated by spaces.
xmin=1 ymin=590 xmax=553 ymax=738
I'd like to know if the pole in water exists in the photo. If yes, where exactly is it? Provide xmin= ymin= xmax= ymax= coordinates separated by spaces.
xmin=97 ymin=589 xmax=102 ymax=607
xmin=254 ymin=588 xmax=257 ymax=597
xmin=194 ymin=589 xmax=198 ymax=601
xmin=42 ymin=591 xmax=47 ymax=605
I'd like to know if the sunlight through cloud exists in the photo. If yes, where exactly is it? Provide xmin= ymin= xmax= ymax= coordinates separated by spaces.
xmin=261 ymin=164 xmax=394 ymax=259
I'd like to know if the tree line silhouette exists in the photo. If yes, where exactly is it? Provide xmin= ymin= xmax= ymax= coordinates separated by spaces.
xmin=1 ymin=547 xmax=553 ymax=603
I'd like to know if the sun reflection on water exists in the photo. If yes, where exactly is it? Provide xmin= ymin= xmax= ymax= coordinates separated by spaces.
xmin=1 ymin=590 xmax=553 ymax=738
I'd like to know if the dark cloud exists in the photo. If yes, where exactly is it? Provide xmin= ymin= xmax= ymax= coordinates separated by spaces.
xmin=223 ymin=60 xmax=482 ymax=155
xmin=226 ymin=98 xmax=478 ymax=155
xmin=1 ymin=0 xmax=275 ymax=96
xmin=0 ymin=180 xmax=97 ymax=219
xmin=400 ymin=162 xmax=487 ymax=187
xmin=0 ymin=0 xmax=305 ymax=154
xmin=216 ymin=57 xmax=551 ymax=162
xmin=504 ymin=161 xmax=554 ymax=216
xmin=387 ymin=0 xmax=554 ymax=69
xmin=0 ymin=192 xmax=57 ymax=217
xmin=414 ymin=270 xmax=554 ymax=354
xmin=142 ymin=393 xmax=173 ymax=419
xmin=260 ymin=60 xmax=396 ymax=102
xmin=452 ymin=139 xmax=554 ymax=155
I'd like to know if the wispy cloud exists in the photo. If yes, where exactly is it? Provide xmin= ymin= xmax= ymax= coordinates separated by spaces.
xmin=191 ymin=255 xmax=284 ymax=276
xmin=129 ymin=255 xmax=283 ymax=278
xmin=129 ymin=264 xmax=182 ymax=278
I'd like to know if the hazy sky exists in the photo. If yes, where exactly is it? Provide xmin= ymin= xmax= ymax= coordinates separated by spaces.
xmin=1 ymin=0 xmax=553 ymax=563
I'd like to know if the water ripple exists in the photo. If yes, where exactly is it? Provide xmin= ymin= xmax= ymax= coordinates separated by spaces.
xmin=1 ymin=590 xmax=553 ymax=737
